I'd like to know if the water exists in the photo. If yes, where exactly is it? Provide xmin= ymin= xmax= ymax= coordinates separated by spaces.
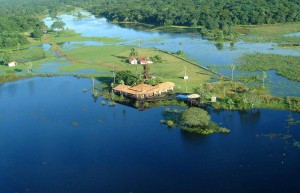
xmin=0 ymin=77 xmax=300 ymax=193
xmin=43 ymin=12 xmax=300 ymax=97
xmin=284 ymin=32 xmax=300 ymax=37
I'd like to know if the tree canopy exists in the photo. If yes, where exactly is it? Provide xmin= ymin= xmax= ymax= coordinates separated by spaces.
xmin=181 ymin=107 xmax=210 ymax=128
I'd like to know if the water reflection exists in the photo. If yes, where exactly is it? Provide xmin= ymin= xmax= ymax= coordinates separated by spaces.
xmin=238 ymin=110 xmax=261 ymax=128
xmin=28 ymin=80 xmax=35 ymax=96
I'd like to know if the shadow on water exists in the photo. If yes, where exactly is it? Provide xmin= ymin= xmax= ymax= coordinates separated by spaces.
xmin=238 ymin=109 xmax=261 ymax=128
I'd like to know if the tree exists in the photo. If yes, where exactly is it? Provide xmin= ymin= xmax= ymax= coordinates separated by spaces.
xmin=25 ymin=62 xmax=32 ymax=73
xmin=1 ymin=50 xmax=13 ymax=64
xmin=227 ymin=98 xmax=235 ymax=110
xmin=115 ymin=70 xmax=139 ymax=86
xmin=261 ymin=71 xmax=267 ymax=88
xmin=229 ymin=64 xmax=236 ymax=81
xmin=31 ymin=28 xmax=43 ymax=39
xmin=51 ymin=21 xmax=66 ymax=34
xmin=182 ymin=107 xmax=210 ymax=127
xmin=129 ymin=48 xmax=138 ymax=57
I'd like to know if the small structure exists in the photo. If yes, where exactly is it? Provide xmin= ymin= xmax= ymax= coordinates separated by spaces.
xmin=113 ymin=82 xmax=175 ymax=99
xmin=187 ymin=94 xmax=200 ymax=99
xmin=8 ymin=61 xmax=17 ymax=67
xmin=211 ymin=96 xmax=217 ymax=102
xmin=128 ymin=57 xmax=138 ymax=64
xmin=138 ymin=56 xmax=153 ymax=64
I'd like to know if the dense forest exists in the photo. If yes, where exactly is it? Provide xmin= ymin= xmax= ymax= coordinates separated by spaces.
xmin=1 ymin=0 xmax=300 ymax=49
xmin=87 ymin=0 xmax=300 ymax=29
xmin=0 ymin=0 xmax=74 ymax=49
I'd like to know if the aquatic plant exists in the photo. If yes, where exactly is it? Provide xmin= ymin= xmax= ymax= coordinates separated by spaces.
xmin=293 ymin=140 xmax=300 ymax=149
xmin=109 ymin=101 xmax=116 ymax=107
xmin=72 ymin=121 xmax=79 ymax=126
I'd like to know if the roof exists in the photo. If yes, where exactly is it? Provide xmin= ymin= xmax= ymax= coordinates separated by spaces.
xmin=128 ymin=57 xmax=137 ymax=62
xmin=187 ymin=94 xmax=200 ymax=99
xmin=113 ymin=82 xmax=175 ymax=96
xmin=129 ymin=84 xmax=154 ymax=92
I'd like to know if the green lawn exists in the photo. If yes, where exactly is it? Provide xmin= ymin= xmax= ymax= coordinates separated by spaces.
xmin=62 ymin=45 xmax=214 ymax=92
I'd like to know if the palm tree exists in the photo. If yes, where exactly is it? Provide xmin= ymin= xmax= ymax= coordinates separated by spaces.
xmin=25 ymin=62 xmax=32 ymax=73
xmin=229 ymin=64 xmax=236 ymax=81
xmin=119 ymin=80 xmax=125 ymax=96
xmin=261 ymin=71 xmax=267 ymax=88
xmin=227 ymin=98 xmax=235 ymax=110
xmin=129 ymin=48 xmax=138 ymax=57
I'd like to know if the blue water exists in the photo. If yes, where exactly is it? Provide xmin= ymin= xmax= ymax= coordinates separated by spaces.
xmin=0 ymin=77 xmax=299 ymax=193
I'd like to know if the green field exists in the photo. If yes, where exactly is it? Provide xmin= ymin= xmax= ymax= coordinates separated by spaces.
xmin=45 ymin=30 xmax=123 ymax=44
xmin=61 ymin=45 xmax=214 ymax=92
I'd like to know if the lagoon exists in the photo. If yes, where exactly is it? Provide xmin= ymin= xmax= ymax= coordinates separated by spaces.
xmin=0 ymin=76 xmax=300 ymax=193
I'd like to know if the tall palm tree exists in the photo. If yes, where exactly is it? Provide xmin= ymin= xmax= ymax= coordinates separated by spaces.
xmin=229 ymin=64 xmax=236 ymax=81
xmin=25 ymin=62 xmax=32 ymax=74
xmin=261 ymin=71 xmax=267 ymax=88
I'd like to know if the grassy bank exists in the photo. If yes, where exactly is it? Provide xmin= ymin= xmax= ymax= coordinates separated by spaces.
xmin=238 ymin=53 xmax=300 ymax=82
xmin=44 ymin=30 xmax=123 ymax=44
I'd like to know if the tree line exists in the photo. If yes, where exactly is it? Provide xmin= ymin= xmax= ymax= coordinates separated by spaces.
xmin=1 ymin=0 xmax=300 ymax=49
xmin=86 ymin=0 xmax=300 ymax=30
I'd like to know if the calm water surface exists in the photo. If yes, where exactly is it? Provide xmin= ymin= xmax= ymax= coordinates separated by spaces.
xmin=43 ymin=13 xmax=300 ymax=97
xmin=0 ymin=77 xmax=299 ymax=193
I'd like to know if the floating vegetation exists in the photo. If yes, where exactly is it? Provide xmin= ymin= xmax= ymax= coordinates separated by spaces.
xmin=101 ymin=100 xmax=106 ymax=105
xmin=82 ymin=88 xmax=87 ymax=92
xmin=97 ymin=120 xmax=104 ymax=124
xmin=283 ymin=135 xmax=293 ymax=140
xmin=286 ymin=114 xmax=300 ymax=127
xmin=72 ymin=121 xmax=79 ymax=126
xmin=109 ymin=101 xmax=116 ymax=107
xmin=293 ymin=140 xmax=300 ymax=149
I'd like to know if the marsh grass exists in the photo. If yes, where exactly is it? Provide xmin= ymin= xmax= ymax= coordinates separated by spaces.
xmin=238 ymin=53 xmax=300 ymax=82
xmin=234 ymin=22 xmax=300 ymax=43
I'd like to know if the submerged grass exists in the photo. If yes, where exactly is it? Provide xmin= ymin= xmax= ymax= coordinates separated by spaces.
xmin=237 ymin=53 xmax=300 ymax=82
xmin=234 ymin=22 xmax=300 ymax=43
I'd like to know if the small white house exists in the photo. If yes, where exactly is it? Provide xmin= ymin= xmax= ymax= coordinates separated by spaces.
xmin=129 ymin=57 xmax=138 ymax=64
xmin=211 ymin=96 xmax=217 ymax=102
xmin=8 ymin=61 xmax=17 ymax=67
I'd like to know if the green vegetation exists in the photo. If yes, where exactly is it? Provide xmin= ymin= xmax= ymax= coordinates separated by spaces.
xmin=238 ymin=53 xmax=300 ymax=82
xmin=88 ymin=0 xmax=300 ymax=29
xmin=192 ymin=80 xmax=300 ymax=112
xmin=235 ymin=22 xmax=300 ymax=43
xmin=161 ymin=107 xmax=230 ymax=135
xmin=45 ymin=30 xmax=122 ymax=45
